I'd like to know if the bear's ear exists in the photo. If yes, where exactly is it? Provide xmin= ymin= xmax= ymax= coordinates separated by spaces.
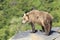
xmin=26 ymin=13 xmax=29 ymax=16
xmin=26 ymin=14 xmax=28 ymax=17
xmin=26 ymin=14 xmax=29 ymax=19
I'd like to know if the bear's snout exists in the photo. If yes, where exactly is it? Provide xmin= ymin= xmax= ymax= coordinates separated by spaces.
xmin=22 ymin=20 xmax=27 ymax=24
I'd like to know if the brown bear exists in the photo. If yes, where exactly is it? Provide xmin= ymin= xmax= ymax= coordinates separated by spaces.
xmin=22 ymin=10 xmax=53 ymax=35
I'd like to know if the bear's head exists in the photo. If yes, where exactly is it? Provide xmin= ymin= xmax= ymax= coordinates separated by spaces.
xmin=22 ymin=13 xmax=29 ymax=24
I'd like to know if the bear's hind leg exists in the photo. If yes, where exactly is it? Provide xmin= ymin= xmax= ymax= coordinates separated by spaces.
xmin=42 ymin=23 xmax=49 ymax=35
xmin=47 ymin=24 xmax=51 ymax=35
xmin=45 ymin=23 xmax=51 ymax=36
xmin=47 ymin=21 xmax=52 ymax=35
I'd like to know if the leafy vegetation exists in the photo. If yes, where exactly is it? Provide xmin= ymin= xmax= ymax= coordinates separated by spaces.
xmin=0 ymin=0 xmax=60 ymax=40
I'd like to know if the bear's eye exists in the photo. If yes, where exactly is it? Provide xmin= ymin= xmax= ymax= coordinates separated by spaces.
xmin=24 ymin=18 xmax=26 ymax=20
xmin=37 ymin=16 xmax=39 ymax=19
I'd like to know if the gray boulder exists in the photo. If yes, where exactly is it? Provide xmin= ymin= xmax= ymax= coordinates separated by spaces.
xmin=9 ymin=27 xmax=60 ymax=40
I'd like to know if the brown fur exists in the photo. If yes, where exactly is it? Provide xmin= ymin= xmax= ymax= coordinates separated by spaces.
xmin=22 ymin=10 xmax=53 ymax=35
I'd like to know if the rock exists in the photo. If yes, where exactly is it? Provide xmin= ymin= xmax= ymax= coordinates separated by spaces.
xmin=9 ymin=27 xmax=60 ymax=40
xmin=30 ymin=33 xmax=44 ymax=40
xmin=56 ymin=29 xmax=60 ymax=33
xmin=55 ymin=36 xmax=60 ymax=40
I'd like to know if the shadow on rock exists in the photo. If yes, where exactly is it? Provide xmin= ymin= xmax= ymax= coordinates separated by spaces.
xmin=49 ymin=30 xmax=56 ymax=35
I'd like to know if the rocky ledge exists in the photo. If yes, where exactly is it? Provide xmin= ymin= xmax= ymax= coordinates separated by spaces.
xmin=9 ymin=27 xmax=60 ymax=40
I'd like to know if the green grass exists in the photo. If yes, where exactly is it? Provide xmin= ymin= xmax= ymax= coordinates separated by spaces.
xmin=53 ymin=22 xmax=60 ymax=27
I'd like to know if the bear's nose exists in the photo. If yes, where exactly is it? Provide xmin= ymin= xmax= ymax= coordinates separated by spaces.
xmin=22 ymin=21 xmax=26 ymax=24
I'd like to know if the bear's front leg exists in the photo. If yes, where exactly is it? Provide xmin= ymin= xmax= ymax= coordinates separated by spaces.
xmin=40 ymin=26 xmax=45 ymax=32
xmin=30 ymin=22 xmax=37 ymax=33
